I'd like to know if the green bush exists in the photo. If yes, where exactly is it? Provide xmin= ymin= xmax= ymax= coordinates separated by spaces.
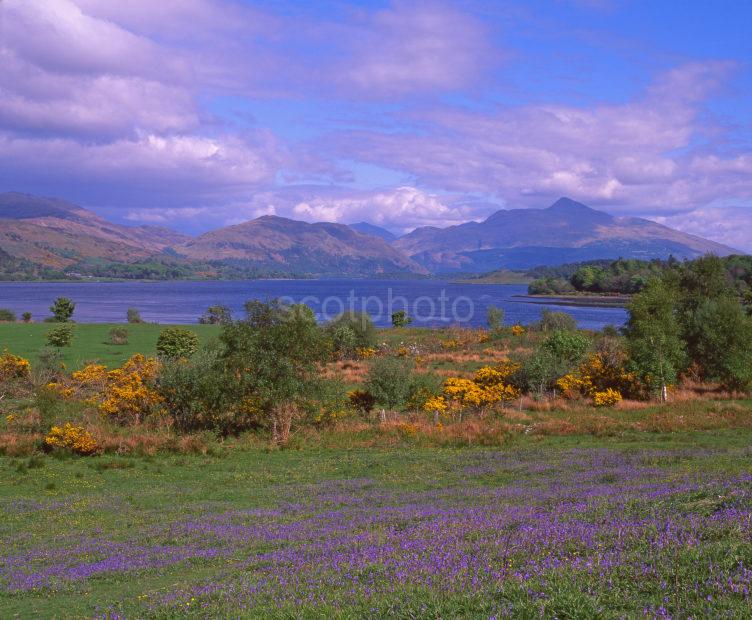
xmin=405 ymin=371 xmax=443 ymax=411
xmin=108 ymin=327 xmax=129 ymax=345
xmin=49 ymin=297 xmax=75 ymax=322
xmin=157 ymin=347 xmax=239 ymax=434
xmin=0 ymin=308 xmax=17 ymax=322
xmin=156 ymin=328 xmax=199 ymax=359
xmin=486 ymin=305 xmax=504 ymax=336
xmin=541 ymin=330 xmax=590 ymax=367
xmin=46 ymin=324 xmax=74 ymax=348
xmin=22 ymin=312 xmax=32 ymax=323
xmin=391 ymin=310 xmax=413 ymax=328
xmin=365 ymin=357 xmax=415 ymax=410
xmin=34 ymin=347 xmax=65 ymax=383
xmin=126 ymin=308 xmax=143 ymax=323
xmin=199 ymin=305 xmax=232 ymax=325
xmin=326 ymin=311 xmax=377 ymax=358
xmin=534 ymin=309 xmax=577 ymax=332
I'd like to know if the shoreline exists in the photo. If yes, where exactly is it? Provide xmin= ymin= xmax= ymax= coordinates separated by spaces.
xmin=513 ymin=293 xmax=630 ymax=308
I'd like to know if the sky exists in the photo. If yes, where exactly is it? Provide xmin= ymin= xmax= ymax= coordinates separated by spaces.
xmin=1 ymin=0 xmax=751 ymax=250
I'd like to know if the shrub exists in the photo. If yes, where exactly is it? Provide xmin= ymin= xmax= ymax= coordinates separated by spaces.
xmin=108 ymin=327 xmax=129 ymax=345
xmin=98 ymin=355 xmax=162 ymax=424
xmin=535 ymin=310 xmax=577 ymax=332
xmin=327 ymin=311 xmax=377 ymax=358
xmin=0 ymin=351 xmax=31 ymax=381
xmin=347 ymin=389 xmax=376 ymax=414
xmin=126 ymin=308 xmax=143 ymax=323
xmin=156 ymin=328 xmax=199 ymax=359
xmin=199 ymin=305 xmax=232 ymax=325
xmin=157 ymin=347 xmax=238 ymax=434
xmin=365 ymin=357 xmax=415 ymax=410
xmin=405 ymin=371 xmax=443 ymax=411
xmin=511 ymin=324 xmax=525 ymax=336
xmin=22 ymin=312 xmax=32 ymax=323
xmin=34 ymin=347 xmax=65 ymax=383
xmin=391 ymin=310 xmax=413 ymax=328
xmin=593 ymin=388 xmax=622 ymax=407
xmin=486 ymin=305 xmax=504 ymax=335
xmin=0 ymin=308 xmax=16 ymax=322
xmin=46 ymin=324 xmax=74 ymax=347
xmin=541 ymin=330 xmax=590 ymax=367
xmin=50 ymin=297 xmax=75 ymax=322
xmin=44 ymin=423 xmax=99 ymax=455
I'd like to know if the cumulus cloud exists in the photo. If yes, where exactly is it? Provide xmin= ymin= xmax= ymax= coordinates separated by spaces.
xmin=328 ymin=62 xmax=752 ymax=217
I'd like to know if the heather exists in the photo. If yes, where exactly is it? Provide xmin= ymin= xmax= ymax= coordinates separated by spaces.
xmin=1 ymin=436 xmax=751 ymax=618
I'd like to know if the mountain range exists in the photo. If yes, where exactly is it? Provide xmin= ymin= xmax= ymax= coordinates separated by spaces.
xmin=0 ymin=192 xmax=739 ymax=279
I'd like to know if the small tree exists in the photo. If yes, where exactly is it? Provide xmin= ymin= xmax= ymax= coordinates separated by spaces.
xmin=50 ymin=297 xmax=75 ymax=322
xmin=391 ymin=310 xmax=413 ymax=328
xmin=542 ymin=330 xmax=590 ymax=368
xmin=365 ymin=357 xmax=415 ymax=410
xmin=625 ymin=279 xmax=686 ymax=401
xmin=199 ymin=305 xmax=233 ymax=325
xmin=0 ymin=309 xmax=16 ymax=322
xmin=126 ymin=308 xmax=143 ymax=324
xmin=22 ymin=312 xmax=32 ymax=323
xmin=156 ymin=328 xmax=199 ymax=359
xmin=46 ymin=324 xmax=74 ymax=348
xmin=535 ymin=309 xmax=577 ymax=332
xmin=326 ymin=311 xmax=377 ymax=358
xmin=486 ymin=305 xmax=505 ymax=336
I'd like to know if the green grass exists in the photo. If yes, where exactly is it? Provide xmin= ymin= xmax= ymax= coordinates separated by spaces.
xmin=0 ymin=322 xmax=220 ymax=369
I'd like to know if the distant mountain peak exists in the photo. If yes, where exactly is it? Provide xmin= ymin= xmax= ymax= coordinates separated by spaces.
xmin=546 ymin=197 xmax=606 ymax=215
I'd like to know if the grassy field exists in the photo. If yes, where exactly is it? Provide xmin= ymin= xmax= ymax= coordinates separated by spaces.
xmin=0 ymin=323 xmax=220 ymax=369
xmin=1 ymin=432 xmax=751 ymax=618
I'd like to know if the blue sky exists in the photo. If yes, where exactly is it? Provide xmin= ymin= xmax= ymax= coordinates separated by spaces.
xmin=1 ymin=0 xmax=751 ymax=249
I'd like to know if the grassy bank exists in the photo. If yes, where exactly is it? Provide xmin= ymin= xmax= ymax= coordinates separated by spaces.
xmin=0 ymin=322 xmax=219 ymax=369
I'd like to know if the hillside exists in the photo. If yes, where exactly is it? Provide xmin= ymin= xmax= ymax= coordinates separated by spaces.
xmin=176 ymin=215 xmax=425 ymax=276
xmin=0 ymin=192 xmax=189 ymax=270
xmin=394 ymin=197 xmax=737 ymax=272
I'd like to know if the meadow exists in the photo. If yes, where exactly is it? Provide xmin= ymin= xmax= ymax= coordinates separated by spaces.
xmin=0 ymin=323 xmax=218 ymax=370
xmin=1 ymin=433 xmax=751 ymax=618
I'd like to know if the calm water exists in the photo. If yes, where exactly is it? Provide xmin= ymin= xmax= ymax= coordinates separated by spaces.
xmin=0 ymin=280 xmax=626 ymax=329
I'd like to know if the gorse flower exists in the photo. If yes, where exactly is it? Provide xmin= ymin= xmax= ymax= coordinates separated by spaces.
xmin=44 ymin=423 xmax=98 ymax=455
xmin=593 ymin=388 xmax=623 ymax=407
xmin=0 ymin=350 xmax=31 ymax=381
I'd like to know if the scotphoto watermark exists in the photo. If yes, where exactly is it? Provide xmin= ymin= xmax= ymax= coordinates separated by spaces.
xmin=277 ymin=288 xmax=475 ymax=324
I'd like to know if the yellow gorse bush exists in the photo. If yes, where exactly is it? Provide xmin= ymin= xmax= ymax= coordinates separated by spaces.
xmin=0 ymin=350 xmax=31 ymax=381
xmin=556 ymin=353 xmax=638 ymax=402
xmin=443 ymin=364 xmax=520 ymax=413
xmin=53 ymin=355 xmax=163 ymax=424
xmin=44 ymin=423 xmax=99 ymax=455
xmin=593 ymin=388 xmax=623 ymax=407
xmin=511 ymin=325 xmax=525 ymax=336
xmin=423 ymin=395 xmax=448 ymax=413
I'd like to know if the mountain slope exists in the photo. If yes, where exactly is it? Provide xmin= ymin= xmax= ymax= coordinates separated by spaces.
xmin=0 ymin=192 xmax=189 ymax=269
xmin=348 ymin=222 xmax=397 ymax=242
xmin=394 ymin=197 xmax=737 ymax=272
xmin=176 ymin=215 xmax=425 ymax=275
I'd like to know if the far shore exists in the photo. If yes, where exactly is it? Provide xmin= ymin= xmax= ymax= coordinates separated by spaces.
xmin=513 ymin=293 xmax=631 ymax=308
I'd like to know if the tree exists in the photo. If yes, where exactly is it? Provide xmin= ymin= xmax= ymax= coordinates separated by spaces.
xmin=0 ymin=308 xmax=16 ymax=322
xmin=391 ymin=310 xmax=413 ymax=328
xmin=199 ymin=305 xmax=232 ymax=325
xmin=156 ymin=328 xmax=199 ymax=359
xmin=46 ymin=324 xmax=74 ymax=348
xmin=365 ymin=357 xmax=415 ymax=410
xmin=50 ymin=297 xmax=75 ymax=322
xmin=126 ymin=308 xmax=143 ymax=323
xmin=22 ymin=312 xmax=32 ymax=323
xmin=220 ymin=300 xmax=330 ymax=442
xmin=688 ymin=297 xmax=752 ymax=390
xmin=625 ymin=279 xmax=686 ymax=401
xmin=486 ymin=305 xmax=504 ymax=335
